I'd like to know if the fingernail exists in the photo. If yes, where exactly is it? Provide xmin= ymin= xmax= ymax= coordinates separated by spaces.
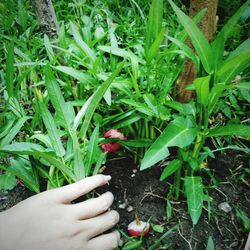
xmin=104 ymin=175 xmax=111 ymax=181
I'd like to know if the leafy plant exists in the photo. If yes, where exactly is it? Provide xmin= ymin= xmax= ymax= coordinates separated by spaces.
xmin=140 ymin=0 xmax=250 ymax=224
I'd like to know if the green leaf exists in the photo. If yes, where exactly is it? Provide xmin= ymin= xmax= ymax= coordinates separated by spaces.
xmin=236 ymin=208 xmax=250 ymax=231
xmin=54 ymin=66 xmax=94 ymax=85
xmin=141 ymin=117 xmax=197 ymax=170
xmin=185 ymin=176 xmax=204 ymax=225
xmin=6 ymin=39 xmax=15 ymax=97
xmin=208 ymin=124 xmax=250 ymax=138
xmin=0 ymin=143 xmax=75 ymax=181
xmin=205 ymin=236 xmax=215 ymax=250
xmin=0 ymin=157 xmax=40 ymax=193
xmin=234 ymin=82 xmax=250 ymax=90
xmin=122 ymin=240 xmax=142 ymax=250
xmin=80 ymin=61 xmax=125 ymax=139
xmin=207 ymin=84 xmax=229 ymax=115
xmin=0 ymin=116 xmax=31 ymax=147
xmin=0 ymin=120 xmax=14 ymax=139
xmin=218 ymin=51 xmax=250 ymax=82
xmin=70 ymin=22 xmax=96 ymax=63
xmin=211 ymin=30 xmax=225 ymax=73
xmin=143 ymin=93 xmax=159 ymax=117
xmin=228 ymin=38 xmax=250 ymax=60
xmin=30 ymin=134 xmax=52 ymax=148
xmin=148 ymin=224 xmax=178 ymax=250
xmin=145 ymin=0 xmax=163 ymax=58
xmin=39 ymin=101 xmax=65 ymax=157
xmin=44 ymin=34 xmax=55 ymax=62
xmin=151 ymin=224 xmax=164 ymax=233
xmin=70 ymin=131 xmax=84 ymax=180
xmin=44 ymin=64 xmax=73 ymax=132
xmin=165 ymin=101 xmax=196 ymax=116
xmin=147 ymin=27 xmax=165 ymax=62
xmin=168 ymin=0 xmax=212 ymax=73
xmin=168 ymin=36 xmax=199 ymax=68
xmin=160 ymin=159 xmax=182 ymax=181
xmin=121 ymin=99 xmax=154 ymax=117
xmin=98 ymin=46 xmax=144 ymax=64
xmin=0 ymin=172 xmax=17 ymax=191
xmin=73 ymin=95 xmax=93 ymax=131
xmin=113 ymin=115 xmax=141 ymax=129
xmin=194 ymin=76 xmax=210 ymax=106
xmin=73 ymin=147 xmax=84 ymax=180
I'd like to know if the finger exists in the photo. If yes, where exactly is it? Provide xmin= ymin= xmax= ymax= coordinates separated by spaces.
xmin=48 ymin=175 xmax=111 ymax=203
xmin=71 ymin=192 xmax=114 ymax=220
xmin=87 ymin=231 xmax=120 ymax=250
xmin=80 ymin=210 xmax=120 ymax=239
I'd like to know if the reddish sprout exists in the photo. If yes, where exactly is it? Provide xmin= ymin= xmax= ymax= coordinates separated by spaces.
xmin=101 ymin=129 xmax=127 ymax=153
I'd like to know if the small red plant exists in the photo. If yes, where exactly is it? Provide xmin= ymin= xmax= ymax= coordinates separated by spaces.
xmin=128 ymin=216 xmax=150 ymax=236
xmin=101 ymin=129 xmax=127 ymax=153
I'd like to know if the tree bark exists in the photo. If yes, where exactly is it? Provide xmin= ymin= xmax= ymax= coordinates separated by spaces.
xmin=176 ymin=0 xmax=218 ymax=103
xmin=31 ymin=0 xmax=59 ymax=37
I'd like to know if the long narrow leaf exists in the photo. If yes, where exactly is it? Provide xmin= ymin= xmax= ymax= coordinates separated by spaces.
xmin=218 ymin=51 xmax=250 ymax=82
xmin=0 ymin=143 xmax=75 ymax=181
xmin=80 ymin=61 xmax=125 ymax=139
xmin=54 ymin=66 xmax=94 ymax=85
xmin=168 ymin=0 xmax=212 ymax=73
xmin=71 ymin=131 xmax=85 ymax=180
xmin=145 ymin=0 xmax=163 ymax=57
xmin=208 ymin=124 xmax=250 ymax=138
xmin=160 ymin=159 xmax=182 ymax=181
xmin=44 ymin=64 xmax=73 ymax=132
xmin=6 ymin=40 xmax=15 ymax=97
xmin=0 ymin=116 xmax=31 ymax=147
xmin=185 ymin=176 xmax=204 ymax=225
xmin=70 ymin=22 xmax=96 ymax=63
xmin=39 ymin=101 xmax=65 ymax=157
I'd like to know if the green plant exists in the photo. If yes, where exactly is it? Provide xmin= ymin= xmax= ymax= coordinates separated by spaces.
xmin=140 ymin=0 xmax=250 ymax=225
xmin=0 ymin=61 xmax=124 ymax=191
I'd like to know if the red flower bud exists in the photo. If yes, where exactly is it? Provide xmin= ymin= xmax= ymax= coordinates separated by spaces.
xmin=101 ymin=129 xmax=127 ymax=153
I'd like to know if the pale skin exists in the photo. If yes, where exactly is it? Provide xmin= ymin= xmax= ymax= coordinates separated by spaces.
xmin=0 ymin=175 xmax=120 ymax=250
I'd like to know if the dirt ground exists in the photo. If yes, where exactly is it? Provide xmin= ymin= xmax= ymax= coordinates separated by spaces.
xmin=0 ymin=152 xmax=249 ymax=250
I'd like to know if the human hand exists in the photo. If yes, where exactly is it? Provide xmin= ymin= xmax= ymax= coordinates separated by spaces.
xmin=0 ymin=175 xmax=120 ymax=250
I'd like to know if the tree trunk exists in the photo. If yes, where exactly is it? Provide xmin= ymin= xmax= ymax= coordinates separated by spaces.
xmin=31 ymin=0 xmax=59 ymax=37
xmin=176 ymin=0 xmax=218 ymax=103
